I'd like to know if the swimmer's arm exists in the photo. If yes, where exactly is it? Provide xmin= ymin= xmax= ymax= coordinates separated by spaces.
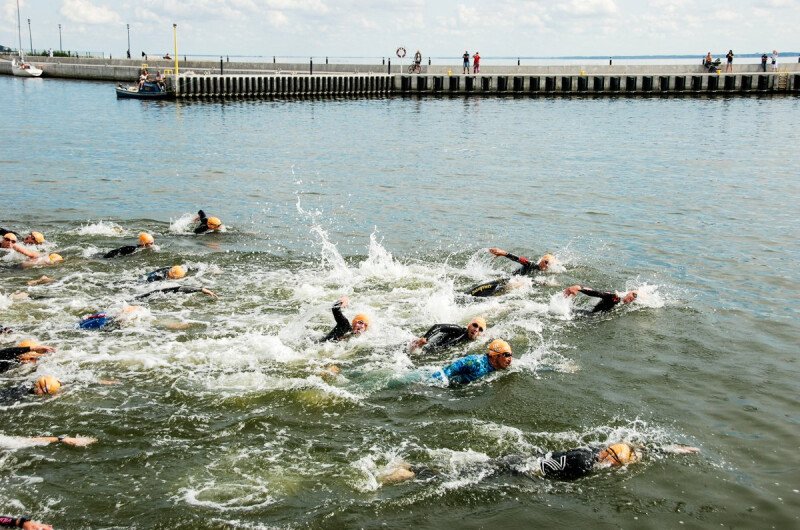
xmin=331 ymin=300 xmax=351 ymax=329
xmin=0 ymin=347 xmax=29 ymax=361
xmin=137 ymin=287 xmax=179 ymax=299
xmin=12 ymin=244 xmax=38 ymax=259
xmin=29 ymin=436 xmax=97 ymax=447
xmin=422 ymin=324 xmax=463 ymax=339
xmin=659 ymin=444 xmax=700 ymax=454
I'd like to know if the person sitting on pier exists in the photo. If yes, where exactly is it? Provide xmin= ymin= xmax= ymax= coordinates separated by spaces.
xmin=409 ymin=316 xmax=486 ymax=353
xmin=193 ymin=210 xmax=223 ymax=234
xmin=703 ymin=52 xmax=712 ymax=67
xmin=562 ymin=284 xmax=638 ymax=313
xmin=467 ymin=247 xmax=554 ymax=297
xmin=320 ymin=295 xmax=369 ymax=342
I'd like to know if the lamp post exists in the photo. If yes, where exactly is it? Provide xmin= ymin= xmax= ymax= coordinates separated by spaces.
xmin=58 ymin=24 xmax=62 ymax=51
xmin=27 ymin=18 xmax=32 ymax=53
xmin=126 ymin=23 xmax=130 ymax=59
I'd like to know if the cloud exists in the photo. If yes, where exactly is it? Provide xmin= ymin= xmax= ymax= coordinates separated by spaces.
xmin=60 ymin=0 xmax=121 ymax=24
xmin=556 ymin=0 xmax=618 ymax=16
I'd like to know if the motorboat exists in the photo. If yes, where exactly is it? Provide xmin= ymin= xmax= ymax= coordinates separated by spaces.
xmin=115 ymin=81 xmax=173 ymax=99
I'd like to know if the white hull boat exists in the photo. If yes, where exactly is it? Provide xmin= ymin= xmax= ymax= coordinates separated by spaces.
xmin=11 ymin=57 xmax=43 ymax=77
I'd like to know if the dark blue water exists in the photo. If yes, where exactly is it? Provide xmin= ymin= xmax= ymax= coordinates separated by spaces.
xmin=1 ymin=75 xmax=799 ymax=528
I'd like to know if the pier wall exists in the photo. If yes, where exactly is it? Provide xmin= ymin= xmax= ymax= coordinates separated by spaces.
xmin=2 ymin=55 xmax=799 ymax=98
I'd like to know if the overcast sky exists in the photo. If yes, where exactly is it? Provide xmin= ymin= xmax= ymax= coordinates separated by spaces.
xmin=2 ymin=0 xmax=798 ymax=58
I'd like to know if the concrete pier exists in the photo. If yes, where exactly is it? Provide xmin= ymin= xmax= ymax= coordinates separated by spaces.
xmin=2 ymin=55 xmax=798 ymax=98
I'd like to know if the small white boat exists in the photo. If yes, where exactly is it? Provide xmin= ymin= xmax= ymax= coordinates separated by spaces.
xmin=11 ymin=0 xmax=42 ymax=78
xmin=11 ymin=57 xmax=43 ymax=77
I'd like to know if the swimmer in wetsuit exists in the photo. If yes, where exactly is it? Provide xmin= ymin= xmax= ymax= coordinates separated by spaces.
xmin=193 ymin=210 xmax=223 ymax=234
xmin=0 ymin=375 xmax=62 ymax=404
xmin=320 ymin=295 xmax=369 ymax=342
xmin=409 ymin=316 xmax=486 ymax=353
xmin=0 ymin=516 xmax=53 ymax=530
xmin=0 ymin=340 xmax=55 ymax=373
xmin=137 ymin=285 xmax=217 ymax=299
xmin=431 ymin=338 xmax=512 ymax=386
xmin=467 ymin=248 xmax=554 ymax=297
xmin=377 ymin=442 xmax=699 ymax=485
xmin=562 ymin=285 xmax=638 ymax=313
xmin=78 ymin=306 xmax=143 ymax=331
xmin=145 ymin=265 xmax=187 ymax=282
xmin=103 ymin=232 xmax=154 ymax=258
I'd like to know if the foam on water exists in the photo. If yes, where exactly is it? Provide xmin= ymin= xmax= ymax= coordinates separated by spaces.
xmin=72 ymin=220 xmax=128 ymax=236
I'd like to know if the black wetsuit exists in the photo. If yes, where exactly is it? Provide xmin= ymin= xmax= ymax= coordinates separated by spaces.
xmin=137 ymin=286 xmax=205 ymax=299
xmin=467 ymin=253 xmax=541 ymax=297
xmin=103 ymin=245 xmax=138 ymax=259
xmin=419 ymin=324 xmax=469 ymax=352
xmin=0 ymin=385 xmax=31 ymax=404
xmin=0 ymin=346 xmax=32 ymax=374
xmin=321 ymin=301 xmax=352 ymax=342
xmin=0 ymin=326 xmax=12 ymax=335
xmin=145 ymin=267 xmax=177 ymax=282
xmin=194 ymin=210 xmax=212 ymax=234
xmin=499 ymin=447 xmax=601 ymax=480
xmin=1 ymin=516 xmax=29 ymax=528
xmin=578 ymin=288 xmax=621 ymax=313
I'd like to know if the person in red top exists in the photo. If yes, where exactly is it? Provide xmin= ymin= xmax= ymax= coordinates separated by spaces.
xmin=472 ymin=52 xmax=481 ymax=74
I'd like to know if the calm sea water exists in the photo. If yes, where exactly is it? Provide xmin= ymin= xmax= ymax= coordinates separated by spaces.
xmin=1 ymin=75 xmax=799 ymax=529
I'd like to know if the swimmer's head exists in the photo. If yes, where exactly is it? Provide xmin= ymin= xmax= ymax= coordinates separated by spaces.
xmin=25 ymin=231 xmax=46 ymax=244
xmin=467 ymin=317 xmax=486 ymax=340
xmin=167 ymin=265 xmax=186 ymax=279
xmin=538 ymin=253 xmax=555 ymax=271
xmin=33 ymin=375 xmax=61 ymax=396
xmin=2 ymin=232 xmax=17 ymax=247
xmin=138 ymin=232 xmax=154 ymax=247
xmin=206 ymin=217 xmax=222 ymax=230
xmin=622 ymin=291 xmax=638 ymax=304
xmin=18 ymin=339 xmax=38 ymax=349
xmin=598 ymin=443 xmax=641 ymax=466
xmin=351 ymin=313 xmax=370 ymax=334
xmin=48 ymin=253 xmax=64 ymax=264
xmin=487 ymin=339 xmax=512 ymax=370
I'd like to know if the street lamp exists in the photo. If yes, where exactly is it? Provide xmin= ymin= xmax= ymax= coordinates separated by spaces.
xmin=27 ymin=18 xmax=32 ymax=53
xmin=58 ymin=23 xmax=62 ymax=52
xmin=126 ymin=23 xmax=130 ymax=59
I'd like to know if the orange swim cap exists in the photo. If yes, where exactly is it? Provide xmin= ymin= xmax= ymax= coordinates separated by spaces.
xmin=167 ymin=265 xmax=186 ymax=279
xmin=207 ymin=217 xmax=222 ymax=229
xmin=33 ymin=375 xmax=61 ymax=395
xmin=351 ymin=314 xmax=370 ymax=329
xmin=487 ymin=339 xmax=512 ymax=355
xmin=30 ymin=231 xmax=45 ymax=244
xmin=138 ymin=232 xmax=154 ymax=246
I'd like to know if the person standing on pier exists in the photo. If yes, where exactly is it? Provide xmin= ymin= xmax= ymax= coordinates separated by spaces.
xmin=761 ymin=53 xmax=768 ymax=72
xmin=462 ymin=51 xmax=470 ymax=74
xmin=726 ymin=50 xmax=734 ymax=72
xmin=472 ymin=51 xmax=480 ymax=73
xmin=771 ymin=50 xmax=779 ymax=71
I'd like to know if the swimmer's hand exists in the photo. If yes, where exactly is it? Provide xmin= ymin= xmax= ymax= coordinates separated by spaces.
xmin=27 ymin=275 xmax=54 ymax=286
xmin=337 ymin=295 xmax=350 ymax=308
xmin=409 ymin=337 xmax=427 ymax=351
xmin=32 ymin=345 xmax=56 ymax=354
xmin=488 ymin=247 xmax=508 ymax=257
xmin=201 ymin=288 xmax=218 ymax=298
xmin=563 ymin=285 xmax=582 ymax=297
